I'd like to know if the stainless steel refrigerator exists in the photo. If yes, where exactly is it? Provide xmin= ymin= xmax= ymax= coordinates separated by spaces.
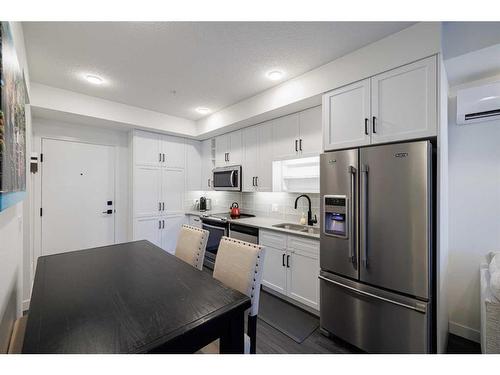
xmin=319 ymin=140 xmax=434 ymax=353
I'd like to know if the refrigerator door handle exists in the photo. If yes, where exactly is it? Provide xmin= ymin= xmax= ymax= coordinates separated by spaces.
xmin=361 ymin=164 xmax=369 ymax=268
xmin=349 ymin=166 xmax=356 ymax=263
xmin=318 ymin=275 xmax=426 ymax=313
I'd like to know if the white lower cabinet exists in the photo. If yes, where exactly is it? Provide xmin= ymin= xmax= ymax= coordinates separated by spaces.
xmin=134 ymin=215 xmax=187 ymax=254
xmin=162 ymin=215 xmax=187 ymax=254
xmin=260 ymin=230 xmax=320 ymax=310
xmin=134 ymin=217 xmax=162 ymax=248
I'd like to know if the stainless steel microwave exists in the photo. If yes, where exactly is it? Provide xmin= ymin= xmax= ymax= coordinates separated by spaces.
xmin=213 ymin=165 xmax=241 ymax=191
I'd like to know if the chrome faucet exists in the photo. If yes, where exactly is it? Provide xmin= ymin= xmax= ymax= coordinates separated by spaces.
xmin=294 ymin=194 xmax=317 ymax=226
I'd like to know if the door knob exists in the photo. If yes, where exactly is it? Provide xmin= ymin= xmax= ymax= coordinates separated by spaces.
xmin=102 ymin=209 xmax=113 ymax=214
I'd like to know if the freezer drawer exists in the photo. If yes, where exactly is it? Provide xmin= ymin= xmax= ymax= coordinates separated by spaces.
xmin=319 ymin=271 xmax=430 ymax=353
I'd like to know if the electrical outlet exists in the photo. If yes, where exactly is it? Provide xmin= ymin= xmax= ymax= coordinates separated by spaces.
xmin=271 ymin=203 xmax=279 ymax=212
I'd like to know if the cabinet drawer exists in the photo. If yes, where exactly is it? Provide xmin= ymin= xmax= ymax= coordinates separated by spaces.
xmin=287 ymin=235 xmax=319 ymax=257
xmin=260 ymin=229 xmax=287 ymax=250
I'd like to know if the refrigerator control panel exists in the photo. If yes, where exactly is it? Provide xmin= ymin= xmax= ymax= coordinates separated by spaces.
xmin=323 ymin=195 xmax=348 ymax=239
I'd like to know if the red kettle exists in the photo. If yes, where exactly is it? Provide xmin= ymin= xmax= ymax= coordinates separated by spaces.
xmin=230 ymin=202 xmax=240 ymax=218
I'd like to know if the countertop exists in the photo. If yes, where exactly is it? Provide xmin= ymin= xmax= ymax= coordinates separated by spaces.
xmin=185 ymin=210 xmax=320 ymax=240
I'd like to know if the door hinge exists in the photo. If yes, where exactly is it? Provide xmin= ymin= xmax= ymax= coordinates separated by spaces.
xmin=40 ymin=207 xmax=43 ymax=217
xmin=40 ymin=153 xmax=44 ymax=162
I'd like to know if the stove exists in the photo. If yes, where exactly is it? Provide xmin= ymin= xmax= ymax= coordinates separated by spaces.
xmin=200 ymin=212 xmax=255 ymax=269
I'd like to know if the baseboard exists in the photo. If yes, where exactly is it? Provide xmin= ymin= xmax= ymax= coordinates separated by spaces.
xmin=449 ymin=321 xmax=480 ymax=343
xmin=22 ymin=299 xmax=30 ymax=313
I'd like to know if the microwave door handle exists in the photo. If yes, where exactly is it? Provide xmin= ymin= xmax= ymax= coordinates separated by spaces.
xmin=349 ymin=166 xmax=356 ymax=263
xmin=230 ymin=170 xmax=235 ymax=187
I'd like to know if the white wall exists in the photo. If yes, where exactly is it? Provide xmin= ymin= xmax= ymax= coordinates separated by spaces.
xmin=29 ymin=118 xmax=130 ymax=296
xmin=447 ymin=82 xmax=500 ymax=342
xmin=0 ymin=22 xmax=30 ymax=352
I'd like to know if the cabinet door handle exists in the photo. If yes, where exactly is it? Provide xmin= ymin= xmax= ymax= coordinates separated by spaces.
xmin=255 ymin=176 xmax=258 ymax=186
xmin=282 ymin=253 xmax=286 ymax=267
xmin=163 ymin=153 xmax=166 ymax=163
xmin=158 ymin=220 xmax=161 ymax=229
xmin=159 ymin=153 xmax=162 ymax=162
xmin=159 ymin=202 xmax=161 ymax=211
xmin=372 ymin=116 xmax=377 ymax=134
xmin=295 ymin=139 xmax=298 ymax=152
xmin=162 ymin=202 xmax=165 ymax=211
xmin=208 ymin=178 xmax=211 ymax=187
xmin=162 ymin=219 xmax=165 ymax=229
xmin=365 ymin=118 xmax=369 ymax=135
xmin=286 ymin=254 xmax=290 ymax=268
xmin=252 ymin=177 xmax=255 ymax=187
xmin=227 ymin=152 xmax=230 ymax=162
xmin=299 ymin=139 xmax=302 ymax=151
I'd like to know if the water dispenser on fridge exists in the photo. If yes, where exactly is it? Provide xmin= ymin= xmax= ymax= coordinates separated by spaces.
xmin=323 ymin=195 xmax=348 ymax=238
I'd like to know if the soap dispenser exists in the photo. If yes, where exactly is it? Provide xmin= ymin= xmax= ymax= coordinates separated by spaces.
xmin=300 ymin=212 xmax=307 ymax=225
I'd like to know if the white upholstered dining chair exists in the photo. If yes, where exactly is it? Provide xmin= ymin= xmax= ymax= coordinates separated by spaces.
xmin=200 ymin=236 xmax=265 ymax=354
xmin=174 ymin=224 xmax=209 ymax=271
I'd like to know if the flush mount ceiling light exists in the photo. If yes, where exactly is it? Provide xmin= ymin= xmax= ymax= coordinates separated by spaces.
xmin=266 ymin=70 xmax=284 ymax=81
xmin=84 ymin=74 xmax=104 ymax=85
xmin=196 ymin=107 xmax=210 ymax=115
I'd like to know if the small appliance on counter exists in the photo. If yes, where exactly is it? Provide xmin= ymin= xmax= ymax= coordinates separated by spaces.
xmin=230 ymin=202 xmax=240 ymax=218
xmin=198 ymin=196 xmax=212 ymax=212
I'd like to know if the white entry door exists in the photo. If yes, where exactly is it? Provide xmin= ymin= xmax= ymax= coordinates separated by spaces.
xmin=41 ymin=138 xmax=116 ymax=256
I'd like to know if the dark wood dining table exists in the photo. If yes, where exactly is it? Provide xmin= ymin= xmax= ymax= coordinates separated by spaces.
xmin=22 ymin=240 xmax=251 ymax=353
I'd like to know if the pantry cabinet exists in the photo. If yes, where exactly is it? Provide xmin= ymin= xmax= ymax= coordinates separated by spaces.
xmin=260 ymin=229 xmax=320 ymax=311
xmin=215 ymin=130 xmax=242 ymax=167
xmin=273 ymin=106 xmax=322 ymax=160
xmin=323 ymin=56 xmax=437 ymax=151
xmin=131 ymin=130 xmax=187 ymax=254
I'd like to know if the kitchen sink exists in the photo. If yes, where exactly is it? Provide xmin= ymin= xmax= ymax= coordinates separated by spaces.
xmin=272 ymin=223 xmax=320 ymax=235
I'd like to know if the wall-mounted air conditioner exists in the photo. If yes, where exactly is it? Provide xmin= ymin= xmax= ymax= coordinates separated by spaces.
xmin=457 ymin=81 xmax=500 ymax=125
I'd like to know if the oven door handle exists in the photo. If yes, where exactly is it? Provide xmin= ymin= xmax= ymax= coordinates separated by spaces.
xmin=202 ymin=222 xmax=228 ymax=234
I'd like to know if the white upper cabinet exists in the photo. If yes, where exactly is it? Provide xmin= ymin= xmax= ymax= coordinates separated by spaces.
xmin=256 ymin=123 xmax=273 ymax=191
xmin=228 ymin=131 xmax=242 ymax=165
xmin=273 ymin=113 xmax=300 ymax=160
xmin=273 ymin=107 xmax=322 ymax=160
xmin=133 ymin=130 xmax=161 ymax=166
xmin=371 ymin=56 xmax=437 ymax=143
xmin=161 ymin=135 xmax=185 ymax=169
xmin=323 ymin=79 xmax=371 ymax=151
xmin=185 ymin=139 xmax=202 ymax=191
xmin=201 ymin=139 xmax=214 ymax=190
xmin=215 ymin=130 xmax=242 ymax=167
xmin=322 ymin=56 xmax=437 ymax=150
xmin=161 ymin=215 xmax=187 ymax=254
xmin=242 ymin=123 xmax=274 ymax=192
xmin=215 ymin=133 xmax=229 ymax=167
xmin=242 ymin=125 xmax=259 ymax=192
xmin=298 ymin=106 xmax=322 ymax=156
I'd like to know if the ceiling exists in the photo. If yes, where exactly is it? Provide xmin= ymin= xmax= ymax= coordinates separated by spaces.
xmin=23 ymin=22 xmax=414 ymax=120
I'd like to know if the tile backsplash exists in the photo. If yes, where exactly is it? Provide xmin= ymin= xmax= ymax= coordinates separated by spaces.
xmin=185 ymin=190 xmax=319 ymax=224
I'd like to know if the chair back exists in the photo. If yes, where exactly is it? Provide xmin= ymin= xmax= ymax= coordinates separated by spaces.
xmin=213 ymin=237 xmax=265 ymax=316
xmin=175 ymin=224 xmax=209 ymax=270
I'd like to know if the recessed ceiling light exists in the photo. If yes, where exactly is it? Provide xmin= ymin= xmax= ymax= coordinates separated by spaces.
xmin=196 ymin=107 xmax=210 ymax=115
xmin=85 ymin=74 xmax=104 ymax=85
xmin=266 ymin=70 xmax=284 ymax=81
